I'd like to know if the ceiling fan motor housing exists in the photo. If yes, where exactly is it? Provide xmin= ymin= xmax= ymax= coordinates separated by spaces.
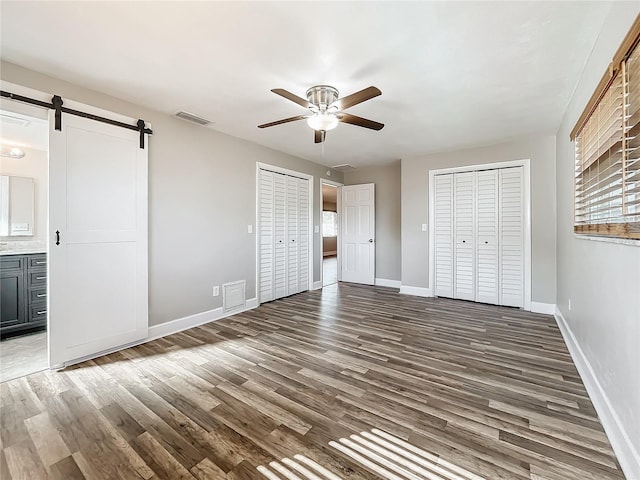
xmin=306 ymin=85 xmax=339 ymax=113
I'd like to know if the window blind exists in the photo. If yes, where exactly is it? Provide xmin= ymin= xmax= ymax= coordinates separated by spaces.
xmin=573 ymin=17 xmax=640 ymax=239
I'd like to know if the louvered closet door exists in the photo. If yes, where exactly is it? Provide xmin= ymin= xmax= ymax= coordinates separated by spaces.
xmin=454 ymin=172 xmax=475 ymax=301
xmin=476 ymin=170 xmax=499 ymax=304
xmin=499 ymin=167 xmax=524 ymax=307
xmin=273 ymin=172 xmax=287 ymax=299
xmin=258 ymin=170 xmax=275 ymax=303
xmin=286 ymin=176 xmax=300 ymax=296
xmin=434 ymin=174 xmax=454 ymax=298
xmin=297 ymin=178 xmax=310 ymax=293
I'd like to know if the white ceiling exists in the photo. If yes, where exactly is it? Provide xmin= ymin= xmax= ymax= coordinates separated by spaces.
xmin=0 ymin=109 xmax=48 ymax=151
xmin=0 ymin=1 xmax=612 ymax=167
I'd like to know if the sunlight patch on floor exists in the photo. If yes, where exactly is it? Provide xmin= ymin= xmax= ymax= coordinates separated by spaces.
xmin=257 ymin=428 xmax=486 ymax=480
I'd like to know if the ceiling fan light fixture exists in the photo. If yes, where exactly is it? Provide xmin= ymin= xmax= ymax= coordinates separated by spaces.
xmin=307 ymin=113 xmax=338 ymax=131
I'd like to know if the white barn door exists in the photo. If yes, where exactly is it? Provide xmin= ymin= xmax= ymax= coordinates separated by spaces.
xmin=49 ymin=110 xmax=148 ymax=367
xmin=341 ymin=183 xmax=375 ymax=285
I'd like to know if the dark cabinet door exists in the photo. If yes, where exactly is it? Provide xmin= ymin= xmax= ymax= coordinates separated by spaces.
xmin=0 ymin=269 xmax=26 ymax=327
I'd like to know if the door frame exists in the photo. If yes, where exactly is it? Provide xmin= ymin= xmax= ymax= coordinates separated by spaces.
xmin=255 ymin=162 xmax=314 ymax=304
xmin=320 ymin=178 xmax=343 ymax=285
xmin=428 ymin=158 xmax=531 ymax=311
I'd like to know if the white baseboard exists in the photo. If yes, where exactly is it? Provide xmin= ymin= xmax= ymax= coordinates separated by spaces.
xmin=375 ymin=278 xmax=401 ymax=288
xmin=399 ymin=285 xmax=433 ymax=297
xmin=530 ymin=301 xmax=556 ymax=315
xmin=323 ymin=251 xmax=337 ymax=257
xmin=56 ymin=298 xmax=259 ymax=369
xmin=312 ymin=280 xmax=323 ymax=290
xmin=554 ymin=307 xmax=640 ymax=480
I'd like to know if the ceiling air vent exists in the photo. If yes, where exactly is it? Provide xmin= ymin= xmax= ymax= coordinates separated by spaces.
xmin=175 ymin=111 xmax=212 ymax=126
xmin=331 ymin=164 xmax=356 ymax=172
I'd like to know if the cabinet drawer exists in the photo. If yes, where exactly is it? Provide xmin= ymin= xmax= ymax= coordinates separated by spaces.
xmin=29 ymin=286 xmax=47 ymax=304
xmin=28 ymin=271 xmax=47 ymax=286
xmin=0 ymin=256 xmax=25 ymax=271
xmin=27 ymin=255 xmax=47 ymax=269
xmin=29 ymin=305 xmax=47 ymax=322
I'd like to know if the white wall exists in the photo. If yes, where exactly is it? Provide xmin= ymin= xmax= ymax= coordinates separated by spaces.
xmin=555 ymin=2 xmax=640 ymax=477
xmin=401 ymin=135 xmax=557 ymax=304
xmin=0 ymin=146 xmax=47 ymax=243
xmin=344 ymin=162 xmax=401 ymax=282
xmin=0 ymin=61 xmax=344 ymax=327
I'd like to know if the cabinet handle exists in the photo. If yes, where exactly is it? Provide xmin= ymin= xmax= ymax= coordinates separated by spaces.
xmin=56 ymin=230 xmax=60 ymax=245
xmin=36 ymin=293 xmax=47 ymax=298
xmin=36 ymin=276 xmax=47 ymax=280
xmin=36 ymin=310 xmax=47 ymax=315
xmin=35 ymin=261 xmax=46 ymax=265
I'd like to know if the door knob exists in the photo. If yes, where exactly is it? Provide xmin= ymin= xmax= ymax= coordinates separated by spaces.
xmin=369 ymin=239 xmax=374 ymax=243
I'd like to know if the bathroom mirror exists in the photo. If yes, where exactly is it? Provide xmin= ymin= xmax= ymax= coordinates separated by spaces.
xmin=0 ymin=175 xmax=35 ymax=236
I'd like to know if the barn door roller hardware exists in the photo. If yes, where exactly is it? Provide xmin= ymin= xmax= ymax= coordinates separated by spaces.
xmin=0 ymin=90 xmax=153 ymax=149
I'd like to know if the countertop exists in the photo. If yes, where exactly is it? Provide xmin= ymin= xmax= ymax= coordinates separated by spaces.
xmin=0 ymin=242 xmax=47 ymax=256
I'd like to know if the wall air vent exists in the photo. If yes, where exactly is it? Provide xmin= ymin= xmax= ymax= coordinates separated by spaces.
xmin=331 ymin=164 xmax=356 ymax=172
xmin=175 ymin=111 xmax=212 ymax=126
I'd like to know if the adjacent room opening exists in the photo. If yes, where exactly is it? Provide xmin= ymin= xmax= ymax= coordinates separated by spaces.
xmin=0 ymin=105 xmax=49 ymax=382
xmin=321 ymin=182 xmax=339 ymax=286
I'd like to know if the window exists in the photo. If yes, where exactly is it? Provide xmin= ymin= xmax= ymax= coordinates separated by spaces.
xmin=572 ymin=16 xmax=640 ymax=239
xmin=322 ymin=211 xmax=337 ymax=237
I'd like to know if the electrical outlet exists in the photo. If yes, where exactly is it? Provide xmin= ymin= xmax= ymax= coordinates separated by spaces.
xmin=568 ymin=299 xmax=571 ymax=311
xmin=213 ymin=286 xmax=220 ymax=297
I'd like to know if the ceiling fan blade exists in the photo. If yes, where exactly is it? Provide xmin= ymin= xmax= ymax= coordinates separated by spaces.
xmin=314 ymin=130 xmax=326 ymax=143
xmin=333 ymin=86 xmax=381 ymax=110
xmin=258 ymin=115 xmax=308 ymax=128
xmin=338 ymin=113 xmax=384 ymax=131
xmin=271 ymin=88 xmax=311 ymax=108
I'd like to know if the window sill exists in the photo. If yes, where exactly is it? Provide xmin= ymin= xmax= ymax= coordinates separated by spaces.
xmin=574 ymin=234 xmax=640 ymax=246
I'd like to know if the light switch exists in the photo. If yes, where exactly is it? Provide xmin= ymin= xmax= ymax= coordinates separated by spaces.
xmin=314 ymin=225 xmax=320 ymax=233
xmin=421 ymin=224 xmax=427 ymax=232
xmin=247 ymin=224 xmax=253 ymax=234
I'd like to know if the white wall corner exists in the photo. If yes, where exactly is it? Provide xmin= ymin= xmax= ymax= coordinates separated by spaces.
xmin=530 ymin=301 xmax=556 ymax=315
xmin=554 ymin=307 xmax=640 ymax=480
xmin=375 ymin=278 xmax=402 ymax=288
xmin=312 ymin=280 xmax=323 ymax=290
xmin=399 ymin=285 xmax=433 ymax=297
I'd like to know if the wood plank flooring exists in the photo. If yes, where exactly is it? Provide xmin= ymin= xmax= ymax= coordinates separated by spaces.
xmin=0 ymin=283 xmax=625 ymax=479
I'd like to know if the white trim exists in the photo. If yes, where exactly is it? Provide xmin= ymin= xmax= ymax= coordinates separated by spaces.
xmin=554 ymin=307 xmax=640 ymax=480
xmin=320 ymin=178 xmax=343 ymax=286
xmin=428 ymin=158 xmax=532 ymax=311
xmin=256 ymin=163 xmax=314 ymax=304
xmin=312 ymin=280 xmax=323 ymax=290
xmin=574 ymin=234 xmax=640 ymax=247
xmin=530 ymin=302 xmax=556 ymax=315
xmin=51 ymin=298 xmax=258 ymax=370
xmin=399 ymin=285 xmax=433 ymax=297
xmin=323 ymin=250 xmax=337 ymax=256
xmin=375 ymin=278 xmax=401 ymax=288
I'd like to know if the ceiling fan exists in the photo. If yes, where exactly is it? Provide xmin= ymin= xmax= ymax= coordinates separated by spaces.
xmin=258 ymin=85 xmax=384 ymax=143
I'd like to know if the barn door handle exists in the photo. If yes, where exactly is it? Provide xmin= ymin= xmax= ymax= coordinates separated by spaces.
xmin=55 ymin=230 xmax=60 ymax=245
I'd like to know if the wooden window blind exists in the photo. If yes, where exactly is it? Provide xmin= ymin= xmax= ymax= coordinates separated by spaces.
xmin=572 ymin=15 xmax=640 ymax=239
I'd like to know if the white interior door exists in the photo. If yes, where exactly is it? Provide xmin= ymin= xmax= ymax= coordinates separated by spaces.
xmin=258 ymin=170 xmax=275 ymax=303
xmin=341 ymin=183 xmax=375 ymax=285
xmin=49 ymin=110 xmax=148 ymax=367
xmin=286 ymin=176 xmax=299 ymax=295
xmin=453 ymin=172 xmax=475 ymax=301
xmin=434 ymin=174 xmax=454 ymax=298
xmin=273 ymin=172 xmax=287 ymax=299
xmin=476 ymin=170 xmax=499 ymax=304
xmin=297 ymin=177 xmax=310 ymax=293
xmin=499 ymin=166 xmax=525 ymax=307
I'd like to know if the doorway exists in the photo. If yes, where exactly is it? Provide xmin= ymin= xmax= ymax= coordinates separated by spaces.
xmin=0 ymin=104 xmax=50 ymax=382
xmin=321 ymin=180 xmax=341 ymax=286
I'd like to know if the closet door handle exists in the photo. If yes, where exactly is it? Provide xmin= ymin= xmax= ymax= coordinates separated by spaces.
xmin=462 ymin=240 xmax=466 ymax=243
xmin=369 ymin=239 xmax=374 ymax=243
xmin=484 ymin=241 xmax=488 ymax=244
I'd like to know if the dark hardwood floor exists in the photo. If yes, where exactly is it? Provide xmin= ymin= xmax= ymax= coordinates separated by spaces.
xmin=0 ymin=283 xmax=625 ymax=479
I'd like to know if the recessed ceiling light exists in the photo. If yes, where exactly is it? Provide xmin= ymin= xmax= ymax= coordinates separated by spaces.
xmin=0 ymin=146 xmax=25 ymax=159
